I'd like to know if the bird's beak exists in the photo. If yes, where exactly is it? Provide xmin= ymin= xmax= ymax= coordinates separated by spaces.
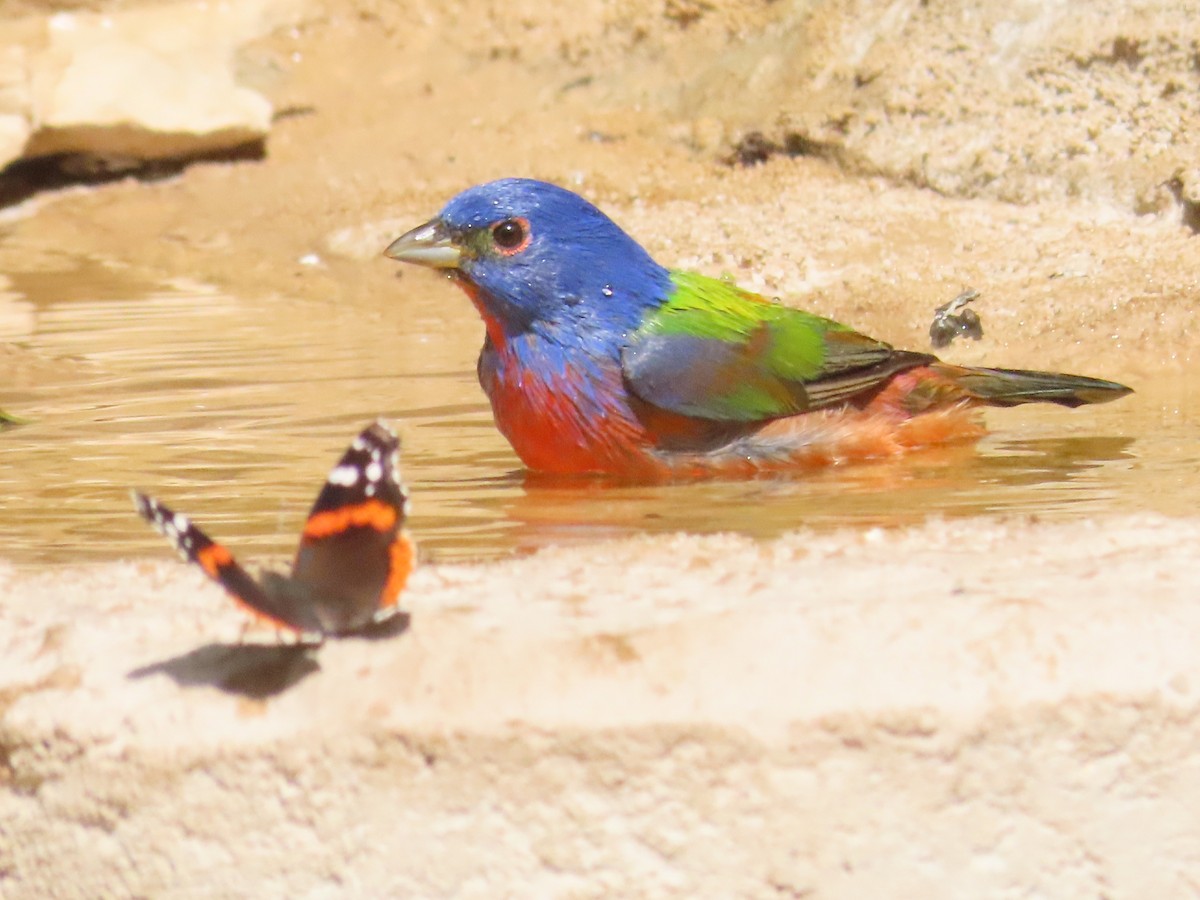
xmin=383 ymin=218 xmax=462 ymax=269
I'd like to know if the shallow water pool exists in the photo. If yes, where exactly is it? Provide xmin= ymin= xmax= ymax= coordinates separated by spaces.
xmin=0 ymin=259 xmax=1193 ymax=567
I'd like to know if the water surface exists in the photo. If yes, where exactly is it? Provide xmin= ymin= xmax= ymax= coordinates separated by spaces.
xmin=0 ymin=259 xmax=1192 ymax=567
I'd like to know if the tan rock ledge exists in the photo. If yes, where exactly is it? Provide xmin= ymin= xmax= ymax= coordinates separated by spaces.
xmin=0 ymin=0 xmax=309 ymax=171
xmin=3 ymin=514 xmax=1200 ymax=897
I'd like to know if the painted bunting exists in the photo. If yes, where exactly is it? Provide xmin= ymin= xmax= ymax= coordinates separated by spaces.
xmin=385 ymin=178 xmax=1131 ymax=479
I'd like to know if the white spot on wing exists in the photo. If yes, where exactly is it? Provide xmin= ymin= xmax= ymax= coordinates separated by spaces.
xmin=327 ymin=464 xmax=360 ymax=487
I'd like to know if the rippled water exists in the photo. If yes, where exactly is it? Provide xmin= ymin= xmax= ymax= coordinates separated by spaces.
xmin=0 ymin=257 xmax=1193 ymax=567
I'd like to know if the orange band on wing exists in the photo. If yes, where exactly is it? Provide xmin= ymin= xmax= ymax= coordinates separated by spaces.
xmin=196 ymin=542 xmax=234 ymax=577
xmin=379 ymin=534 xmax=415 ymax=610
xmin=303 ymin=499 xmax=398 ymax=539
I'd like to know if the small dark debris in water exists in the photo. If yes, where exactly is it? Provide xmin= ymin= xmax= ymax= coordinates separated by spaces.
xmin=559 ymin=75 xmax=594 ymax=94
xmin=929 ymin=289 xmax=984 ymax=349
xmin=583 ymin=130 xmax=620 ymax=144
xmin=725 ymin=130 xmax=838 ymax=167
xmin=0 ymin=408 xmax=28 ymax=429
xmin=0 ymin=140 xmax=266 ymax=208
xmin=272 ymin=104 xmax=317 ymax=123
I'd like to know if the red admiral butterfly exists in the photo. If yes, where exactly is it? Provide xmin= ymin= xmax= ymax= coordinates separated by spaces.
xmin=133 ymin=421 xmax=413 ymax=639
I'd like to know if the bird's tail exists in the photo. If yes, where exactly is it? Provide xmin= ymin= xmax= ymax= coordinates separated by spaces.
xmin=930 ymin=363 xmax=1133 ymax=408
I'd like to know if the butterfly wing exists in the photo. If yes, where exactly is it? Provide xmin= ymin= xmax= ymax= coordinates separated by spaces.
xmin=132 ymin=491 xmax=320 ymax=634
xmin=287 ymin=421 xmax=414 ymax=635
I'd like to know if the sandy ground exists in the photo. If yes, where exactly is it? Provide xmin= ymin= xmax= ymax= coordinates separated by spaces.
xmin=3 ymin=0 xmax=1200 ymax=895
xmin=7 ymin=515 xmax=1200 ymax=897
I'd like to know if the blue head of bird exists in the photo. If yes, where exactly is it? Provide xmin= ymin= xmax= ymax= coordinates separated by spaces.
xmin=385 ymin=178 xmax=670 ymax=342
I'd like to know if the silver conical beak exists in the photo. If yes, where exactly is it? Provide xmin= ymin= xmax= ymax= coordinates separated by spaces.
xmin=383 ymin=219 xmax=462 ymax=269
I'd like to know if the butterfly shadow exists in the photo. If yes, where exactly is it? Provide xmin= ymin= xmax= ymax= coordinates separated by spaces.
xmin=127 ymin=612 xmax=411 ymax=699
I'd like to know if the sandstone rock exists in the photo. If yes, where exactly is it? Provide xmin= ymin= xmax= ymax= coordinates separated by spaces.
xmin=0 ymin=0 xmax=309 ymax=172
xmin=4 ymin=517 xmax=1200 ymax=896
xmin=636 ymin=0 xmax=1200 ymax=211
xmin=0 ymin=45 xmax=30 ymax=167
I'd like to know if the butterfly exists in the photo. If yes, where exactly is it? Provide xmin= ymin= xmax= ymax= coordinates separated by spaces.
xmin=133 ymin=421 xmax=413 ymax=639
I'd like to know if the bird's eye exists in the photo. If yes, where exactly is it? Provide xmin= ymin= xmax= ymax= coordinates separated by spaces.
xmin=491 ymin=218 xmax=530 ymax=254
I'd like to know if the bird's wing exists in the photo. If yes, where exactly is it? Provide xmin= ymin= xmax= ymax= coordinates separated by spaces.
xmin=621 ymin=271 xmax=932 ymax=422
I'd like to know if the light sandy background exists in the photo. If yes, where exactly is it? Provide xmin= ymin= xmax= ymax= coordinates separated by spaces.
xmin=2 ymin=0 xmax=1199 ymax=896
